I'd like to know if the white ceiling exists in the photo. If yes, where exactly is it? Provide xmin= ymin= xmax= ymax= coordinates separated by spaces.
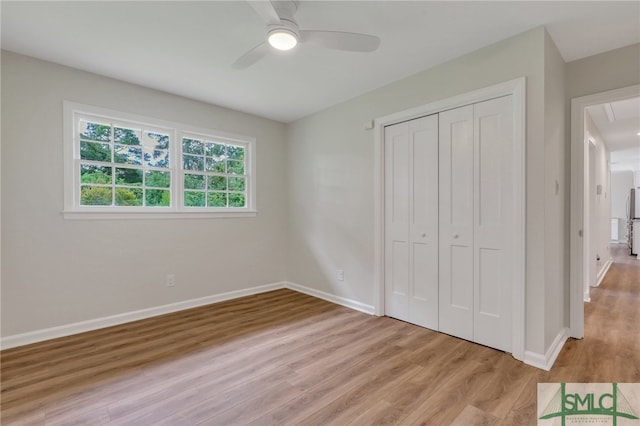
xmin=2 ymin=1 xmax=639 ymax=123
xmin=588 ymin=97 xmax=640 ymax=173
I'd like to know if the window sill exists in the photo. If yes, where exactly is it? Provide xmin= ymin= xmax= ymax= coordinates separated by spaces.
xmin=62 ymin=209 xmax=258 ymax=220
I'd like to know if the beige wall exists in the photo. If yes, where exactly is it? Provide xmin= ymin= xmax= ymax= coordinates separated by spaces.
xmin=287 ymin=27 xmax=554 ymax=355
xmin=566 ymin=43 xmax=640 ymax=100
xmin=543 ymin=30 xmax=567 ymax=350
xmin=585 ymin=112 xmax=612 ymax=279
xmin=1 ymin=51 xmax=288 ymax=336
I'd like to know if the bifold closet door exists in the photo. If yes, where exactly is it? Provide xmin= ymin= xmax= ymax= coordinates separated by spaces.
xmin=384 ymin=114 xmax=439 ymax=329
xmin=438 ymin=96 xmax=513 ymax=352
xmin=472 ymin=96 xmax=513 ymax=352
xmin=438 ymin=105 xmax=475 ymax=342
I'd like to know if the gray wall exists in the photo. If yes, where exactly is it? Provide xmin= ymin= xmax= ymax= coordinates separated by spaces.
xmin=584 ymin=113 xmax=612 ymax=279
xmin=1 ymin=51 xmax=288 ymax=336
xmin=543 ymin=30 xmax=567 ymax=351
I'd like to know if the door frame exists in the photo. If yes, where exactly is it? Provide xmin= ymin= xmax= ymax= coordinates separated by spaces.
xmin=569 ymin=84 xmax=640 ymax=339
xmin=373 ymin=77 xmax=526 ymax=361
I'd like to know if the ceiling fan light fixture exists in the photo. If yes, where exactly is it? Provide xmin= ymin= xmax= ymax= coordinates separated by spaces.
xmin=268 ymin=29 xmax=298 ymax=50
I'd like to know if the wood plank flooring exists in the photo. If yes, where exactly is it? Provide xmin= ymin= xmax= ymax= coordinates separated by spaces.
xmin=1 ymin=251 xmax=638 ymax=425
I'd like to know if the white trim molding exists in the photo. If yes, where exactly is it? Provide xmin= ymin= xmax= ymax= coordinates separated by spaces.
xmin=595 ymin=257 xmax=613 ymax=288
xmin=0 ymin=282 xmax=285 ymax=350
xmin=523 ymin=328 xmax=569 ymax=371
xmin=284 ymin=282 xmax=375 ymax=315
xmin=0 ymin=282 xmax=376 ymax=350
xmin=569 ymin=84 xmax=640 ymax=340
xmin=373 ymin=77 xmax=526 ymax=362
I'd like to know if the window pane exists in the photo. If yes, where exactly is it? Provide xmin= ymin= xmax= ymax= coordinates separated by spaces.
xmin=145 ymin=150 xmax=170 ymax=168
xmin=229 ymin=193 xmax=245 ymax=207
xmin=207 ymin=192 xmax=227 ymax=207
xmin=80 ymin=164 xmax=112 ymax=184
xmin=227 ymin=145 xmax=245 ymax=160
xmin=183 ymin=154 xmax=204 ymax=171
xmin=208 ymin=176 xmax=227 ymax=191
xmin=184 ymin=173 xmax=205 ymax=189
xmin=184 ymin=191 xmax=205 ymax=207
xmin=145 ymin=132 xmax=169 ymax=150
xmin=146 ymin=171 xmax=171 ymax=188
xmin=205 ymin=157 xmax=225 ymax=172
xmin=80 ymin=141 xmax=112 ymax=162
xmin=228 ymin=177 xmax=245 ymax=191
xmin=206 ymin=142 xmax=226 ymax=157
xmin=79 ymin=120 xmax=111 ymax=142
xmin=115 ymin=145 xmax=142 ymax=165
xmin=227 ymin=160 xmax=244 ymax=175
xmin=114 ymin=127 xmax=141 ymax=145
xmin=80 ymin=186 xmax=112 ymax=205
xmin=115 ymin=188 xmax=143 ymax=206
xmin=146 ymin=189 xmax=170 ymax=207
xmin=183 ymin=138 xmax=204 ymax=155
xmin=115 ymin=168 xmax=143 ymax=186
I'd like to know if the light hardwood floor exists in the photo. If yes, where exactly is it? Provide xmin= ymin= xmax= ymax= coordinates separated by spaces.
xmin=1 ymin=253 xmax=638 ymax=425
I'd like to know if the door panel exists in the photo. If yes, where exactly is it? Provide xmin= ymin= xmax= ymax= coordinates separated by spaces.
xmin=384 ymin=115 xmax=439 ymax=329
xmin=385 ymin=124 xmax=410 ymax=322
xmin=473 ymin=96 xmax=513 ymax=352
xmin=450 ymin=245 xmax=474 ymax=309
xmin=409 ymin=117 xmax=439 ymax=329
xmin=438 ymin=105 xmax=474 ymax=341
xmin=478 ymin=247 xmax=501 ymax=316
xmin=478 ymin=114 xmax=502 ymax=227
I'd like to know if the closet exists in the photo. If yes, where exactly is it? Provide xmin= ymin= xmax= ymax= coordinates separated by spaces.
xmin=384 ymin=95 xmax=514 ymax=352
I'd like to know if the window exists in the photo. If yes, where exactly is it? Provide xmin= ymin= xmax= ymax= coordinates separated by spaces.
xmin=64 ymin=102 xmax=256 ymax=219
xmin=181 ymin=135 xmax=247 ymax=208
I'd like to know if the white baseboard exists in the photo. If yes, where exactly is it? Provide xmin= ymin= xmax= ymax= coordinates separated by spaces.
xmin=0 ymin=282 xmax=286 ymax=350
xmin=284 ymin=281 xmax=375 ymax=315
xmin=595 ymin=257 xmax=613 ymax=287
xmin=1 ymin=281 xmax=376 ymax=350
xmin=523 ymin=327 xmax=568 ymax=371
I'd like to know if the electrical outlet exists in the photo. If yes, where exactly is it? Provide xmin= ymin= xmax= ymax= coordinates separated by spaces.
xmin=166 ymin=274 xmax=175 ymax=287
xmin=337 ymin=269 xmax=345 ymax=282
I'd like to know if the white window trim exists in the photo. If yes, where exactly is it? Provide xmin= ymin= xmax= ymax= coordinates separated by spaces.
xmin=63 ymin=101 xmax=257 ymax=219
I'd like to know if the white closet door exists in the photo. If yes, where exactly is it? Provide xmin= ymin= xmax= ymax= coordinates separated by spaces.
xmin=385 ymin=122 xmax=410 ymax=322
xmin=384 ymin=115 xmax=439 ymax=329
xmin=473 ymin=96 xmax=513 ymax=352
xmin=438 ymin=105 xmax=474 ymax=341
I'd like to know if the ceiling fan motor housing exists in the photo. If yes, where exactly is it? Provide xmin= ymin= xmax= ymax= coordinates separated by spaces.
xmin=267 ymin=18 xmax=300 ymax=40
xmin=267 ymin=18 xmax=300 ymax=50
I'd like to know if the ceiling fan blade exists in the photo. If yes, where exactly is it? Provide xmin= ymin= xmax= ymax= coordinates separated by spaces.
xmin=247 ymin=1 xmax=281 ymax=26
xmin=300 ymin=30 xmax=380 ymax=52
xmin=232 ymin=42 xmax=270 ymax=69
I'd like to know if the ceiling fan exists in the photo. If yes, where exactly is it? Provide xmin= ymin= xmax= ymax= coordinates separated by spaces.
xmin=233 ymin=0 xmax=381 ymax=69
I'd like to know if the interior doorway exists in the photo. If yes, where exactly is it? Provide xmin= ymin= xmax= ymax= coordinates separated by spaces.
xmin=570 ymin=84 xmax=640 ymax=339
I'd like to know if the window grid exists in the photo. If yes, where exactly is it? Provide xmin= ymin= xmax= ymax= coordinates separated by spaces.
xmin=180 ymin=135 xmax=248 ymax=209
xmin=65 ymin=102 xmax=256 ymax=218
xmin=77 ymin=117 xmax=172 ymax=208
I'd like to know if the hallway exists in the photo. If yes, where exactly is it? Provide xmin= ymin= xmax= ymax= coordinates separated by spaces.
xmin=575 ymin=242 xmax=640 ymax=381
xmin=609 ymin=242 xmax=640 ymax=265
